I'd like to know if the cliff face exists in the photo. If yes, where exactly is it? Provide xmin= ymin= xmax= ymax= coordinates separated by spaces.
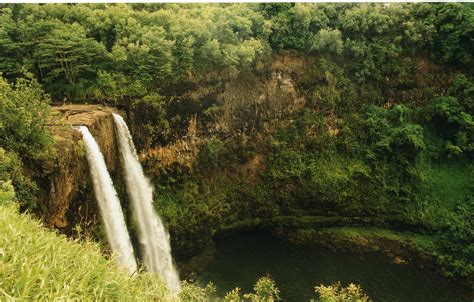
xmin=33 ymin=105 xmax=121 ymax=232
xmin=32 ymin=56 xmax=309 ymax=240
xmin=136 ymin=56 xmax=309 ymax=176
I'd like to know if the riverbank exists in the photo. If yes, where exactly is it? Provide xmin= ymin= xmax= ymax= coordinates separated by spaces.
xmin=274 ymin=226 xmax=473 ymax=291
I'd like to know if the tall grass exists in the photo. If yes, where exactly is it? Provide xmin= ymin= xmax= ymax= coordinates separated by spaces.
xmin=0 ymin=205 xmax=173 ymax=301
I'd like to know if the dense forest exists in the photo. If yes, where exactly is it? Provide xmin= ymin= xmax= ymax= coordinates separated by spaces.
xmin=0 ymin=3 xmax=473 ymax=301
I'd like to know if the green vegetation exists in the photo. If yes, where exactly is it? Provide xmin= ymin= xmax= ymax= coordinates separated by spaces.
xmin=287 ymin=226 xmax=437 ymax=249
xmin=0 ymin=203 xmax=171 ymax=301
xmin=315 ymin=282 xmax=370 ymax=302
xmin=0 ymin=76 xmax=52 ymax=160
xmin=0 ymin=3 xmax=471 ymax=102
xmin=437 ymin=195 xmax=474 ymax=278
xmin=0 ymin=75 xmax=53 ymax=211
xmin=0 ymin=2 xmax=473 ymax=299
xmin=224 ymin=277 xmax=281 ymax=302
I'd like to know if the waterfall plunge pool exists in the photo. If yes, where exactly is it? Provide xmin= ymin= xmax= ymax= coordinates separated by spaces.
xmin=196 ymin=231 xmax=472 ymax=301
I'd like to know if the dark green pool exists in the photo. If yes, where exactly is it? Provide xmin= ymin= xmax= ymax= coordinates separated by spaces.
xmin=197 ymin=231 xmax=472 ymax=301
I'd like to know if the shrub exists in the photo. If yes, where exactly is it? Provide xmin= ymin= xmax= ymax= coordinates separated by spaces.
xmin=0 ymin=75 xmax=53 ymax=161
xmin=0 ymin=147 xmax=37 ymax=211
xmin=0 ymin=180 xmax=14 ymax=206
xmin=314 ymin=282 xmax=370 ymax=302
xmin=426 ymin=96 xmax=474 ymax=157
xmin=224 ymin=276 xmax=281 ymax=302
xmin=436 ymin=193 xmax=474 ymax=278
xmin=198 ymin=138 xmax=225 ymax=169
xmin=178 ymin=281 xmax=216 ymax=302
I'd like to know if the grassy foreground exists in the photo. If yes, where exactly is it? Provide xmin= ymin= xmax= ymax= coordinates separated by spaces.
xmin=0 ymin=204 xmax=172 ymax=301
xmin=0 ymin=203 xmax=372 ymax=301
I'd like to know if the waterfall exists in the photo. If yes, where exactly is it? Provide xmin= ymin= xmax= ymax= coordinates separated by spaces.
xmin=76 ymin=126 xmax=137 ymax=274
xmin=112 ymin=114 xmax=181 ymax=293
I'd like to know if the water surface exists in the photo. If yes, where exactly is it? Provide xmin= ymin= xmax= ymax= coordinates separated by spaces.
xmin=197 ymin=231 xmax=472 ymax=301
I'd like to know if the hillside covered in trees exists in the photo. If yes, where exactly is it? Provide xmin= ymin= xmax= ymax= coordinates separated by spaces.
xmin=0 ymin=3 xmax=473 ymax=300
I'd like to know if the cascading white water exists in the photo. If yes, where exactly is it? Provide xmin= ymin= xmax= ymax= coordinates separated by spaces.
xmin=112 ymin=114 xmax=181 ymax=293
xmin=76 ymin=126 xmax=137 ymax=275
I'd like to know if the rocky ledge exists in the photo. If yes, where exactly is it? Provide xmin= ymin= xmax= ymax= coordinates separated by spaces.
xmin=31 ymin=104 xmax=121 ymax=232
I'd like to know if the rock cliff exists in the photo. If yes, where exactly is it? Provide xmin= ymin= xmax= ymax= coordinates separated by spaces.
xmin=32 ymin=56 xmax=308 ymax=236
xmin=33 ymin=105 xmax=121 ymax=233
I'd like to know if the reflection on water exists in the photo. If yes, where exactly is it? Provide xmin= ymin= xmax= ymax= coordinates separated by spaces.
xmin=197 ymin=231 xmax=472 ymax=302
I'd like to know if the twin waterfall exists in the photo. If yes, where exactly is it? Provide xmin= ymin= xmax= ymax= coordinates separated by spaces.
xmin=76 ymin=115 xmax=180 ymax=294
xmin=76 ymin=126 xmax=137 ymax=274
